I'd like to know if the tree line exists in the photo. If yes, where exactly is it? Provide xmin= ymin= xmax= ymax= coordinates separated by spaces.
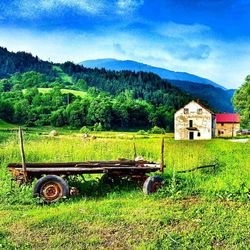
xmin=0 ymin=75 xmax=177 ymax=130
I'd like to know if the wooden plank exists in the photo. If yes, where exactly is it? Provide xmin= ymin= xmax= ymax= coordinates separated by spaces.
xmin=12 ymin=166 xmax=160 ymax=172
xmin=24 ymin=167 xmax=104 ymax=172
xmin=7 ymin=160 xmax=155 ymax=169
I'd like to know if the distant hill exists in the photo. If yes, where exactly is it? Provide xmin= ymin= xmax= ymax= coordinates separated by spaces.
xmin=0 ymin=47 xmax=54 ymax=80
xmin=169 ymin=80 xmax=234 ymax=112
xmin=80 ymin=58 xmax=226 ymax=90
xmin=0 ymin=46 xmax=196 ymax=130
xmin=80 ymin=58 xmax=234 ymax=112
xmin=0 ymin=47 xmax=191 ymax=106
xmin=0 ymin=46 xmax=233 ymax=115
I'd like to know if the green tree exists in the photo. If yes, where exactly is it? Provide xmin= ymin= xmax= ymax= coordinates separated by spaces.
xmin=87 ymin=96 xmax=112 ymax=129
xmin=75 ymin=79 xmax=88 ymax=91
xmin=24 ymin=88 xmax=39 ymax=104
xmin=0 ymin=79 xmax=13 ymax=92
xmin=13 ymin=99 xmax=30 ymax=124
xmin=50 ymin=109 xmax=66 ymax=127
xmin=233 ymin=76 xmax=250 ymax=129
xmin=0 ymin=99 xmax=14 ymax=121
xmin=66 ymin=100 xmax=87 ymax=128
xmin=10 ymin=71 xmax=46 ymax=88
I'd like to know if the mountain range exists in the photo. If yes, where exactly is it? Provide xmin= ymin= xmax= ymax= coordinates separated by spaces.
xmin=80 ymin=59 xmax=235 ymax=112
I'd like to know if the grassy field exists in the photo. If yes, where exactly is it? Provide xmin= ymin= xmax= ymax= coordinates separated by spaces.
xmin=0 ymin=128 xmax=249 ymax=249
xmin=22 ymin=88 xmax=87 ymax=98
xmin=0 ymin=119 xmax=16 ymax=129
xmin=52 ymin=66 xmax=73 ymax=83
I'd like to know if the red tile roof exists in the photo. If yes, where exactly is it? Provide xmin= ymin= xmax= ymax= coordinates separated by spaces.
xmin=216 ymin=114 xmax=240 ymax=123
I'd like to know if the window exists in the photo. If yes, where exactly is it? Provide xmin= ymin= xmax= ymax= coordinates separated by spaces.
xmin=218 ymin=130 xmax=224 ymax=135
xmin=197 ymin=132 xmax=201 ymax=137
xmin=197 ymin=108 xmax=203 ymax=114
xmin=184 ymin=108 xmax=189 ymax=114
xmin=189 ymin=120 xmax=193 ymax=128
xmin=221 ymin=123 xmax=224 ymax=126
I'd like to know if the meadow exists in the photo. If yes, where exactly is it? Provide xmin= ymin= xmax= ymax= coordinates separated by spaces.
xmin=0 ymin=127 xmax=249 ymax=249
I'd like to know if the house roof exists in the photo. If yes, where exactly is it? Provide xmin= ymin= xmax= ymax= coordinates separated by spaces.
xmin=216 ymin=114 xmax=240 ymax=123
xmin=194 ymin=100 xmax=215 ymax=115
xmin=175 ymin=100 xmax=214 ymax=115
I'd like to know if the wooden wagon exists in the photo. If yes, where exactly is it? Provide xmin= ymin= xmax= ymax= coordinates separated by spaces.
xmin=7 ymin=129 xmax=165 ymax=202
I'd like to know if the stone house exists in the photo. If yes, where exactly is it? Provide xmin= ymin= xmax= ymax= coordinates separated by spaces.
xmin=174 ymin=100 xmax=216 ymax=140
xmin=216 ymin=114 xmax=240 ymax=137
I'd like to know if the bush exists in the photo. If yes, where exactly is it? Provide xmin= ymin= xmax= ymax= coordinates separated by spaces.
xmin=148 ymin=126 xmax=166 ymax=134
xmin=137 ymin=130 xmax=148 ymax=135
xmin=93 ymin=122 xmax=103 ymax=131
xmin=80 ymin=126 xmax=91 ymax=134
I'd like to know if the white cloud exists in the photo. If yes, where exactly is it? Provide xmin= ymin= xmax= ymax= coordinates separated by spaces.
xmin=5 ymin=0 xmax=144 ymax=19
xmin=16 ymin=0 xmax=105 ymax=18
xmin=116 ymin=0 xmax=144 ymax=14
xmin=158 ymin=21 xmax=211 ymax=38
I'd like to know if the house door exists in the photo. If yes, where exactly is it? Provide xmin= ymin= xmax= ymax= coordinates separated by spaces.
xmin=189 ymin=132 xmax=194 ymax=140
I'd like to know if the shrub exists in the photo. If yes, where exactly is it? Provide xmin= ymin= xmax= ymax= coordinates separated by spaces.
xmin=148 ymin=126 xmax=166 ymax=134
xmin=93 ymin=122 xmax=103 ymax=131
xmin=80 ymin=126 xmax=91 ymax=134
xmin=137 ymin=130 xmax=148 ymax=135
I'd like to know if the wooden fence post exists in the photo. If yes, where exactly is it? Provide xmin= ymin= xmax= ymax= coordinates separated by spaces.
xmin=133 ymin=142 xmax=137 ymax=160
xmin=18 ymin=127 xmax=27 ymax=182
xmin=160 ymin=138 xmax=165 ymax=173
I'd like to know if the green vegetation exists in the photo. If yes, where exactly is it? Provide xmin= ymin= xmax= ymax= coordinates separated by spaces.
xmin=23 ymin=88 xmax=87 ymax=98
xmin=0 ymin=119 xmax=16 ymax=129
xmin=52 ymin=65 xmax=73 ymax=84
xmin=0 ymin=129 xmax=249 ymax=249
xmin=0 ymin=46 xmax=196 ymax=131
xmin=0 ymin=72 xmax=183 ymax=130
xmin=0 ymin=45 xmax=249 ymax=249
xmin=233 ymin=75 xmax=250 ymax=129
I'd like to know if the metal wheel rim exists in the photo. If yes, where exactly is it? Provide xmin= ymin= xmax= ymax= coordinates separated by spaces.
xmin=151 ymin=181 xmax=161 ymax=193
xmin=40 ymin=181 xmax=63 ymax=202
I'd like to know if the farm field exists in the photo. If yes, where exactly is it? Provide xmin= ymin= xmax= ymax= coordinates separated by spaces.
xmin=0 ymin=128 xmax=249 ymax=249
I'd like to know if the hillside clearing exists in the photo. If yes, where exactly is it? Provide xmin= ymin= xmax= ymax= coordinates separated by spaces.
xmin=53 ymin=65 xmax=73 ymax=83
xmin=22 ymin=88 xmax=87 ymax=98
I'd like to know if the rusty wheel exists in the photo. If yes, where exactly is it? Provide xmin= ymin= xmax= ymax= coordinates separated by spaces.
xmin=40 ymin=182 xmax=63 ymax=202
xmin=34 ymin=175 xmax=69 ymax=203
xmin=143 ymin=176 xmax=164 ymax=195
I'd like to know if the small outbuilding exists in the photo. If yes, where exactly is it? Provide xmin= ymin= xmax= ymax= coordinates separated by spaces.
xmin=174 ymin=100 xmax=216 ymax=140
xmin=216 ymin=114 xmax=240 ymax=137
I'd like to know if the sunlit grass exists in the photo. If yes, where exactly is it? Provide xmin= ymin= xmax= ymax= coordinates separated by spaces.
xmin=0 ymin=129 xmax=249 ymax=249
xmin=22 ymin=88 xmax=87 ymax=98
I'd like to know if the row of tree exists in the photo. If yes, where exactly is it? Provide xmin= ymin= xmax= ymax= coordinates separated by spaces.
xmin=0 ymin=84 xmax=176 ymax=130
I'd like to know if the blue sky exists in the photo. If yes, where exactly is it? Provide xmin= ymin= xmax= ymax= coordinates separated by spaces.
xmin=0 ymin=0 xmax=250 ymax=88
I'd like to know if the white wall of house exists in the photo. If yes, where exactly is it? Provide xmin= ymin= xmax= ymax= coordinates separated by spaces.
xmin=174 ymin=101 xmax=215 ymax=140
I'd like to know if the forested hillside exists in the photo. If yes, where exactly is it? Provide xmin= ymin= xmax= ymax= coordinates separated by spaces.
xmin=169 ymin=80 xmax=234 ymax=112
xmin=81 ymin=58 xmax=234 ymax=112
xmin=0 ymin=47 xmax=196 ymax=130
xmin=0 ymin=47 xmax=55 ymax=79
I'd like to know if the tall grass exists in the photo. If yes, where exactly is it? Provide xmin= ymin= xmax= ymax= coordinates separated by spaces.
xmin=0 ymin=131 xmax=249 ymax=249
xmin=0 ymin=131 xmax=249 ymax=204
